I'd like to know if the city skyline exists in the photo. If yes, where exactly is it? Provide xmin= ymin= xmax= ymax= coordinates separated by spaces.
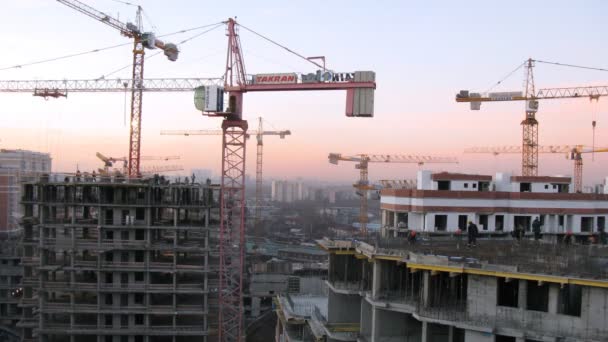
xmin=0 ymin=1 xmax=606 ymax=185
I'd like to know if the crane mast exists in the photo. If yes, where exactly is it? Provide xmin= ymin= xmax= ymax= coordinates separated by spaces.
xmin=56 ymin=0 xmax=179 ymax=177
xmin=255 ymin=117 xmax=264 ymax=231
xmin=1 ymin=15 xmax=375 ymax=341
xmin=522 ymin=58 xmax=539 ymax=176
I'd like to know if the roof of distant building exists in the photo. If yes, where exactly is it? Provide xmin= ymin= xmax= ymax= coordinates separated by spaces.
xmin=431 ymin=172 xmax=492 ymax=182
xmin=511 ymin=175 xmax=571 ymax=183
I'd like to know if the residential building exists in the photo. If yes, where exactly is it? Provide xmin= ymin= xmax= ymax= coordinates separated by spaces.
xmin=381 ymin=171 xmax=608 ymax=238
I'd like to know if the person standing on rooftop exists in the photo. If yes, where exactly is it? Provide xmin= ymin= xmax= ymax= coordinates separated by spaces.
xmin=467 ymin=221 xmax=478 ymax=247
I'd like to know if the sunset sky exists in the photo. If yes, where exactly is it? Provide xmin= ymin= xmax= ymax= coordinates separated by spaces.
xmin=1 ymin=0 xmax=607 ymax=187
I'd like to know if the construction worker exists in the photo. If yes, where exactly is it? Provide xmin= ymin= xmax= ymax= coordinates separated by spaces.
xmin=407 ymin=230 xmax=417 ymax=244
xmin=532 ymin=217 xmax=542 ymax=241
xmin=563 ymin=230 xmax=573 ymax=246
xmin=467 ymin=221 xmax=478 ymax=247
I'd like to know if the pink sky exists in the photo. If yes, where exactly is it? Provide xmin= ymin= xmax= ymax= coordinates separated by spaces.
xmin=1 ymin=1 xmax=606 ymax=187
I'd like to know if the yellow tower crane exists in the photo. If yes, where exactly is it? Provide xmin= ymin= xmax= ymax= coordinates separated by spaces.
xmin=456 ymin=58 xmax=608 ymax=177
xmin=96 ymin=152 xmax=181 ymax=176
xmin=328 ymin=153 xmax=458 ymax=235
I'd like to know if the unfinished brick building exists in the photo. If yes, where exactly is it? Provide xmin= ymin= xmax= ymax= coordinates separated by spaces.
xmin=18 ymin=174 xmax=219 ymax=342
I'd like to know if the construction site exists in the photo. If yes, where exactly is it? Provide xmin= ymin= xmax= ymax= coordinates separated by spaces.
xmin=1 ymin=1 xmax=608 ymax=342
xmin=274 ymin=238 xmax=608 ymax=342
xmin=18 ymin=174 xmax=218 ymax=342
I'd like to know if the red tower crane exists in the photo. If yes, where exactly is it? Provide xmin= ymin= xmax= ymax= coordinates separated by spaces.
xmin=56 ymin=0 xmax=179 ymax=177
xmin=160 ymin=117 xmax=291 ymax=230
xmin=192 ymin=19 xmax=376 ymax=341
xmin=328 ymin=153 xmax=458 ymax=234
xmin=0 ymin=17 xmax=376 ymax=341
xmin=456 ymin=58 xmax=608 ymax=177
xmin=465 ymin=145 xmax=608 ymax=192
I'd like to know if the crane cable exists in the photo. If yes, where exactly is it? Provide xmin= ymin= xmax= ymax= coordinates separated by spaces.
xmin=98 ymin=22 xmax=224 ymax=79
xmin=534 ymin=59 xmax=608 ymax=73
xmin=483 ymin=61 xmax=526 ymax=94
xmin=237 ymin=23 xmax=328 ymax=71
xmin=482 ymin=59 xmax=608 ymax=94
xmin=0 ymin=22 xmax=223 ymax=72
xmin=535 ymin=59 xmax=608 ymax=161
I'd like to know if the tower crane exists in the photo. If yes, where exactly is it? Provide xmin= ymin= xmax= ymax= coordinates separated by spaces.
xmin=456 ymin=58 xmax=608 ymax=177
xmin=465 ymin=145 xmax=608 ymax=193
xmin=198 ymin=19 xmax=375 ymax=342
xmin=160 ymin=117 xmax=291 ymax=230
xmin=0 ymin=17 xmax=376 ymax=341
xmin=56 ymin=0 xmax=179 ymax=177
xmin=328 ymin=153 xmax=458 ymax=234
xmin=96 ymin=152 xmax=181 ymax=175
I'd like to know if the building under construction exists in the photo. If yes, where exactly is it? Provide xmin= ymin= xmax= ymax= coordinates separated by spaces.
xmin=0 ymin=229 xmax=22 ymax=342
xmin=17 ymin=173 xmax=219 ymax=342
xmin=275 ymin=238 xmax=608 ymax=342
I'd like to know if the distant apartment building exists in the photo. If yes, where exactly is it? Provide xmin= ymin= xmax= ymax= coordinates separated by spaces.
xmin=272 ymin=180 xmax=309 ymax=203
xmin=0 ymin=149 xmax=51 ymax=233
xmin=381 ymin=170 xmax=608 ymax=237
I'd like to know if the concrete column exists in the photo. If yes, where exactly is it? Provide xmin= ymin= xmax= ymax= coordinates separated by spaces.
xmin=448 ymin=326 xmax=454 ymax=341
xmin=372 ymin=261 xmax=381 ymax=298
xmin=381 ymin=209 xmax=386 ymax=227
xmin=421 ymin=321 xmax=429 ymax=342
xmin=518 ymin=280 xmax=527 ymax=310
xmin=505 ymin=214 xmax=514 ymax=232
xmin=422 ymin=271 xmax=430 ymax=307
xmin=548 ymin=284 xmax=559 ymax=314
xmin=370 ymin=307 xmax=379 ymax=342
xmin=424 ymin=213 xmax=434 ymax=231
xmin=251 ymin=297 xmax=261 ymax=317
xmin=487 ymin=214 xmax=495 ymax=231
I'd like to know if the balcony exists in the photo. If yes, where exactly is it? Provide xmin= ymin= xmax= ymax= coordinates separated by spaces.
xmin=41 ymin=281 xmax=209 ymax=294
xmin=372 ymin=289 xmax=419 ymax=308
xmin=42 ymin=281 xmax=96 ymax=291
xmin=20 ymin=256 xmax=40 ymax=266
xmin=41 ymin=302 xmax=207 ymax=315
xmin=37 ymin=324 xmax=210 ymax=336
xmin=327 ymin=280 xmax=370 ymax=295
